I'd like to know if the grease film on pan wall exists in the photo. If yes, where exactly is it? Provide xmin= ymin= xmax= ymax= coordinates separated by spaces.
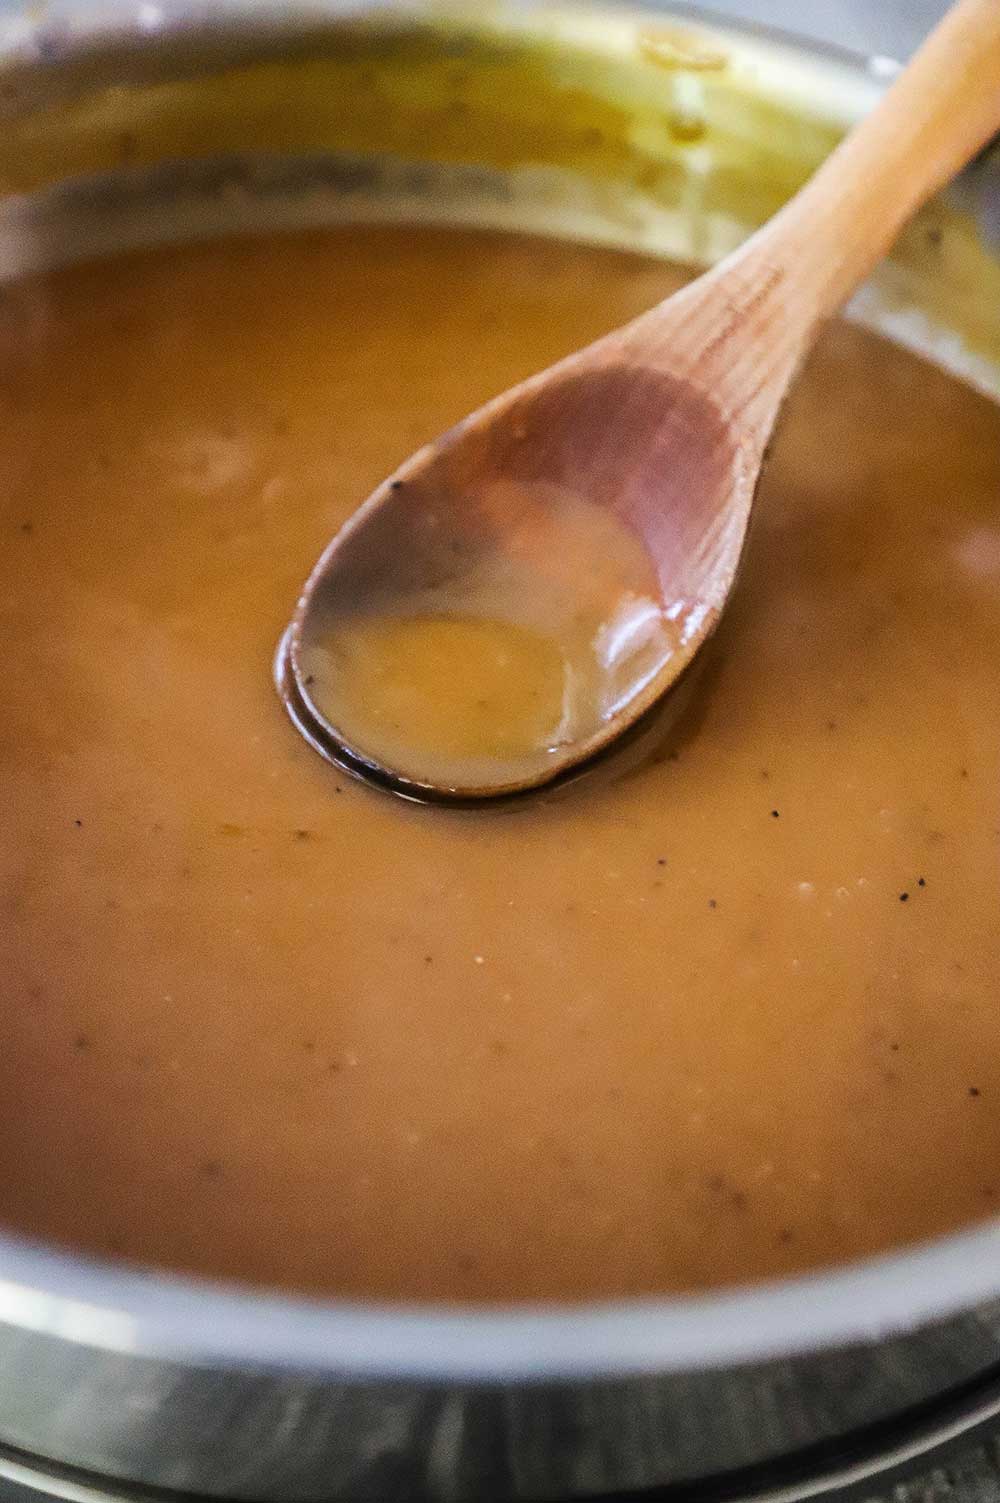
xmin=1 ymin=0 xmax=1000 ymax=1501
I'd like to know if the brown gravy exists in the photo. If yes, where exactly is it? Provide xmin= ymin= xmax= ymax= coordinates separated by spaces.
xmin=1 ymin=224 xmax=999 ymax=1300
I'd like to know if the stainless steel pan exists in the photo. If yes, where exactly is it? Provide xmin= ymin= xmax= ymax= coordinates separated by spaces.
xmin=1 ymin=5 xmax=998 ymax=1496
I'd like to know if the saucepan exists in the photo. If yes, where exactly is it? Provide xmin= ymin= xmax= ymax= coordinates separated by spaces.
xmin=0 ymin=2 xmax=999 ymax=1498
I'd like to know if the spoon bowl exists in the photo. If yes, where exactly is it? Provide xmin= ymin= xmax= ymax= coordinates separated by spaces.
xmin=284 ymin=360 xmax=748 ymax=799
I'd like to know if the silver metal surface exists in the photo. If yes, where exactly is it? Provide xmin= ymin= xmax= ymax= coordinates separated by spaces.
xmin=691 ymin=0 xmax=946 ymax=58
xmin=0 ymin=3 xmax=998 ymax=1498
xmin=7 ymin=1345 xmax=1000 ymax=1503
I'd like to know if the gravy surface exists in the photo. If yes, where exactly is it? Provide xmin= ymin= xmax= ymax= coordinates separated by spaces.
xmin=2 ymin=224 xmax=999 ymax=1300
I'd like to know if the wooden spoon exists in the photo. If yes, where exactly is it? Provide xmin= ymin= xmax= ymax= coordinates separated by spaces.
xmin=279 ymin=0 xmax=1000 ymax=803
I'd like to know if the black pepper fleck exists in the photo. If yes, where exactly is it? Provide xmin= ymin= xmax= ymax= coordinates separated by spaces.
xmin=899 ymin=892 xmax=909 ymax=902
xmin=390 ymin=479 xmax=404 ymax=491
xmin=303 ymin=674 xmax=315 ymax=686
xmin=293 ymin=829 xmax=312 ymax=841
xmin=771 ymin=809 xmax=780 ymax=819
xmin=31 ymin=30 xmax=62 ymax=61
xmin=708 ymin=898 xmax=717 ymax=910
xmin=970 ymin=1086 xmax=981 ymax=1098
xmin=74 ymin=819 xmax=83 ymax=828
xmin=918 ymin=876 xmax=926 ymax=887
xmin=657 ymin=857 xmax=667 ymax=867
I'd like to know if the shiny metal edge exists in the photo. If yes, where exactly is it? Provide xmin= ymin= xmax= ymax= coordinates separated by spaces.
xmin=4 ymin=1349 xmax=1000 ymax=1502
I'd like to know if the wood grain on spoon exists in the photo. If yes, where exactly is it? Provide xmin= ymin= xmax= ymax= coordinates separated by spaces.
xmin=282 ymin=0 xmax=1000 ymax=801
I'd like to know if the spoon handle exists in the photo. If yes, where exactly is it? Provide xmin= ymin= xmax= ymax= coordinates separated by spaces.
xmin=755 ymin=0 xmax=1000 ymax=323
